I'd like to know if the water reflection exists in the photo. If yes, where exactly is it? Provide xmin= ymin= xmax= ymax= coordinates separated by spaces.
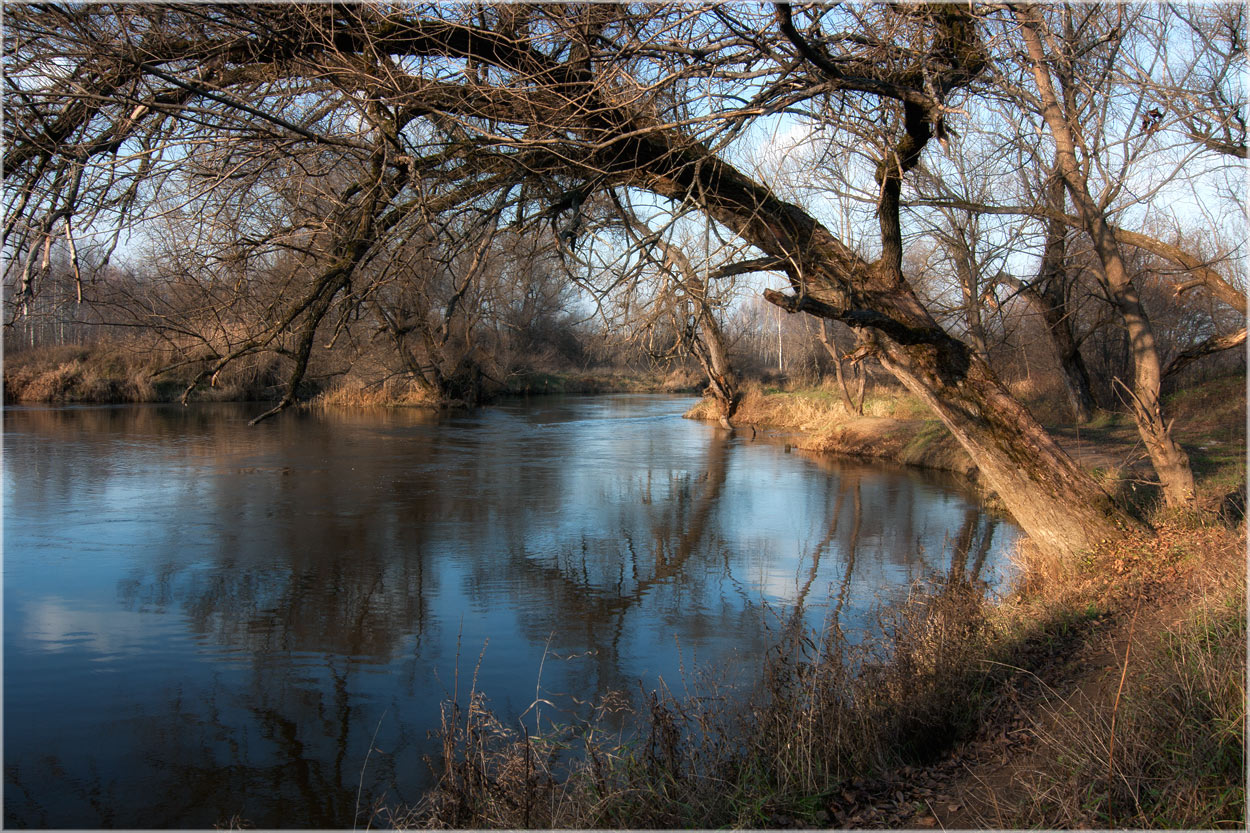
xmin=4 ymin=398 xmax=1017 ymax=828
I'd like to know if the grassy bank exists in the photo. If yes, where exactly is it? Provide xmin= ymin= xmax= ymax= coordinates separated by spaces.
xmin=393 ymin=374 xmax=1244 ymax=830
xmin=3 ymin=344 xmax=702 ymax=408
xmin=686 ymin=380 xmax=978 ymax=477
xmin=2 ymin=343 xmax=288 ymax=404
xmin=689 ymin=376 xmax=1247 ymax=502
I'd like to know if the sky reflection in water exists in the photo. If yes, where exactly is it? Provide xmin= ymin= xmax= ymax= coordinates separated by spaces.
xmin=4 ymin=396 xmax=1017 ymax=828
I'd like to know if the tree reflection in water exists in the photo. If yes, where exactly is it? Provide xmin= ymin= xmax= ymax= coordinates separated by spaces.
xmin=3 ymin=398 xmax=1016 ymax=828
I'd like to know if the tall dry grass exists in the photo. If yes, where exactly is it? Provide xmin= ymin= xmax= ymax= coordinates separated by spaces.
xmin=989 ymin=517 xmax=1246 ymax=829
xmin=687 ymin=379 xmax=931 ymax=431
xmin=4 ymin=344 xmax=166 ymax=402
xmin=310 ymin=376 xmax=442 ymax=409
xmin=1008 ymin=592 xmax=1245 ymax=829
xmin=395 ymin=571 xmax=1059 ymax=829
xmin=3 ymin=342 xmax=288 ymax=403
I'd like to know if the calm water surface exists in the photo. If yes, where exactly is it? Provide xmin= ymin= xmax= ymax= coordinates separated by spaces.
xmin=4 ymin=395 xmax=1018 ymax=828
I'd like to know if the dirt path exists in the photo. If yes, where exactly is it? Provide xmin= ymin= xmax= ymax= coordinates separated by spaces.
xmin=1051 ymin=421 xmax=1157 ymax=482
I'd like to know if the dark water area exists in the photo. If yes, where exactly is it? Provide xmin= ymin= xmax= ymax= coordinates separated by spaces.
xmin=3 ymin=395 xmax=1019 ymax=828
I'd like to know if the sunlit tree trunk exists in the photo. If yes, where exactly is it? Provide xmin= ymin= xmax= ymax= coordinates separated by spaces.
xmin=1015 ymin=4 xmax=1195 ymax=506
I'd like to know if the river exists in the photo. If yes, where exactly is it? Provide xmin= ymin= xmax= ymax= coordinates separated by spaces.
xmin=3 ymin=395 xmax=1018 ymax=828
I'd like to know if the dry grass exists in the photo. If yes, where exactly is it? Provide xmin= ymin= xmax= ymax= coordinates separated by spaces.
xmin=311 ymin=376 xmax=442 ymax=408
xmin=4 ymin=344 xmax=168 ymax=402
xmin=719 ymin=380 xmax=932 ymax=428
xmin=308 ymin=367 xmax=702 ymax=410
xmin=3 ymin=342 xmax=287 ymax=403
xmin=985 ymin=518 xmax=1246 ymax=829
xmin=396 ymin=571 xmax=1063 ymax=829
xmin=687 ymin=381 xmax=978 ymax=478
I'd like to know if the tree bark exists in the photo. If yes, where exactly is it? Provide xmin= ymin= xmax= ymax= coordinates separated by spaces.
xmin=1032 ymin=170 xmax=1097 ymax=423
xmin=637 ymin=226 xmax=741 ymax=429
xmin=993 ymin=255 xmax=1099 ymax=425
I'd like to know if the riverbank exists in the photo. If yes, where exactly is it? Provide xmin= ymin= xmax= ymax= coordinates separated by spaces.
xmin=1 ymin=344 xmax=286 ymax=404
xmin=689 ymin=375 xmax=1246 ymax=514
xmin=1 ymin=344 xmax=701 ymax=407
xmin=401 ymin=374 xmax=1244 ymax=829
xmin=685 ymin=382 xmax=979 ymax=478
xmin=311 ymin=368 xmax=701 ymax=408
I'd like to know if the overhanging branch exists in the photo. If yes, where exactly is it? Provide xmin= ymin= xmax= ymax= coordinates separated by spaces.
xmin=1163 ymin=328 xmax=1247 ymax=378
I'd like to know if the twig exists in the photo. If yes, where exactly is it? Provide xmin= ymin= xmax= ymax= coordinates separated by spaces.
xmin=354 ymin=708 xmax=389 ymax=831
xmin=1107 ymin=608 xmax=1140 ymax=798
xmin=532 ymin=631 xmax=555 ymax=736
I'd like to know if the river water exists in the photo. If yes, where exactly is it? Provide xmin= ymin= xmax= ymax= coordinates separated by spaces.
xmin=3 ymin=395 xmax=1018 ymax=828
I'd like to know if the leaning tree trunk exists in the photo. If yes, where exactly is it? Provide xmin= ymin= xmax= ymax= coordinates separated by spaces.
xmin=688 ymin=313 xmax=740 ymax=429
xmin=627 ymin=124 xmax=1134 ymax=557
xmin=1108 ymin=283 xmax=1197 ymax=506
xmin=769 ymin=286 xmax=1130 ymax=558
xmin=876 ymin=338 xmax=1125 ymax=557
xmin=1016 ymin=5 xmax=1196 ymax=506
xmin=645 ymin=229 xmax=742 ymax=429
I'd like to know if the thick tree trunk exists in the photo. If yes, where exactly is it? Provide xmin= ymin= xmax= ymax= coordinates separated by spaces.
xmin=688 ymin=313 xmax=740 ymax=429
xmin=875 ymin=336 xmax=1126 ymax=557
xmin=1051 ymin=318 xmax=1098 ymax=424
xmin=1016 ymin=5 xmax=1195 ymax=506
xmin=1109 ymin=284 xmax=1197 ymax=505
xmin=645 ymin=229 xmax=741 ymax=429
xmin=998 ymin=270 xmax=1099 ymax=425
xmin=624 ymin=120 xmax=1134 ymax=556
xmin=766 ymin=287 xmax=1129 ymax=557
xmin=1036 ymin=171 xmax=1098 ymax=424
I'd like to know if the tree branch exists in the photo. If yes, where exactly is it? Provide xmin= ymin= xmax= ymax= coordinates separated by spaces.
xmin=1163 ymin=328 xmax=1247 ymax=378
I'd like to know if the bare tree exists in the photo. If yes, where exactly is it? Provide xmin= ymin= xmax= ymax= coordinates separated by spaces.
xmin=914 ymin=4 xmax=1243 ymax=498
xmin=1151 ymin=3 xmax=1247 ymax=161
xmin=816 ymin=319 xmax=870 ymax=415
xmin=988 ymin=167 xmax=1102 ymax=424
xmin=3 ymin=3 xmax=1150 ymax=555
xmin=597 ymin=199 xmax=747 ymax=427
xmin=1008 ymin=4 xmax=1199 ymax=505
